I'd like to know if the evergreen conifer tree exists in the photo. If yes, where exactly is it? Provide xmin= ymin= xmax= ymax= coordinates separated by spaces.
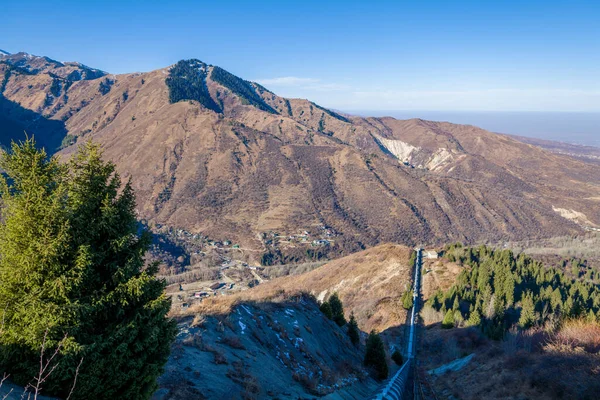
xmin=364 ymin=331 xmax=388 ymax=380
xmin=452 ymin=296 xmax=460 ymax=311
xmin=347 ymin=313 xmax=360 ymax=346
xmin=442 ymin=310 xmax=455 ymax=329
xmin=519 ymin=291 xmax=537 ymax=328
xmin=0 ymin=139 xmax=177 ymax=400
xmin=402 ymin=290 xmax=414 ymax=310
xmin=467 ymin=309 xmax=482 ymax=327
xmin=320 ymin=301 xmax=333 ymax=320
xmin=329 ymin=292 xmax=346 ymax=326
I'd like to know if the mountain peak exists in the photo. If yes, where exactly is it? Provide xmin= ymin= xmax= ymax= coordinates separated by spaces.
xmin=0 ymin=49 xmax=10 ymax=57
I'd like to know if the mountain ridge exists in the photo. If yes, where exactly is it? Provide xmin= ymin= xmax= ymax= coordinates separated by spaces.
xmin=1 ymin=53 xmax=599 ymax=261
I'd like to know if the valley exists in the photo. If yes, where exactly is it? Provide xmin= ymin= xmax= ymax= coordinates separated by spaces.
xmin=1 ymin=49 xmax=600 ymax=400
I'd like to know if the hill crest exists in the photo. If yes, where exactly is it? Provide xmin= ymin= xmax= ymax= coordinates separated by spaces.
xmin=1 ymin=52 xmax=599 ymax=260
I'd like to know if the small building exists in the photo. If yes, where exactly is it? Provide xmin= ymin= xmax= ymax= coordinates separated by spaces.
xmin=424 ymin=250 xmax=439 ymax=259
xmin=210 ymin=282 xmax=226 ymax=290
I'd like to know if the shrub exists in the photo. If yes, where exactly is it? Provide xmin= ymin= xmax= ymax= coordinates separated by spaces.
xmin=221 ymin=336 xmax=246 ymax=350
xmin=391 ymin=349 xmax=403 ymax=366
xmin=59 ymin=133 xmax=77 ymax=149
xmin=98 ymin=77 xmax=113 ymax=95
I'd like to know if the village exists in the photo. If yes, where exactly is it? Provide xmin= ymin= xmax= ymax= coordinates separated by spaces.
xmin=148 ymin=223 xmax=339 ymax=310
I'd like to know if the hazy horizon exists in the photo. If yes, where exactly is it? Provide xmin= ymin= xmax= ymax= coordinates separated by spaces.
xmin=345 ymin=110 xmax=600 ymax=147
xmin=2 ymin=0 xmax=599 ymax=113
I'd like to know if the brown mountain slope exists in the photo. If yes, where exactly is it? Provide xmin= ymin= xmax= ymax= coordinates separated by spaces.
xmin=2 ymin=54 xmax=599 ymax=257
xmin=186 ymin=244 xmax=414 ymax=334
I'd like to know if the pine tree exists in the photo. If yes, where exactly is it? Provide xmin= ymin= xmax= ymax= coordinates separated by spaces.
xmin=364 ymin=331 xmax=388 ymax=380
xmin=519 ymin=291 xmax=536 ymax=328
xmin=452 ymin=296 xmax=460 ymax=311
xmin=347 ymin=313 xmax=360 ymax=346
xmin=442 ymin=310 xmax=455 ymax=329
xmin=0 ymin=139 xmax=177 ymax=400
xmin=320 ymin=301 xmax=333 ymax=319
xmin=466 ymin=309 xmax=482 ymax=327
xmin=329 ymin=292 xmax=347 ymax=326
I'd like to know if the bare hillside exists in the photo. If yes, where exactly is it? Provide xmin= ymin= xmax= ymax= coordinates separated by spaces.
xmin=158 ymin=294 xmax=378 ymax=399
xmin=186 ymin=244 xmax=414 ymax=334
xmin=2 ymin=53 xmax=600 ymax=259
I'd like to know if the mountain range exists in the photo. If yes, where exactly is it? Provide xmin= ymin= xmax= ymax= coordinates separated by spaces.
xmin=1 ymin=50 xmax=599 ymax=260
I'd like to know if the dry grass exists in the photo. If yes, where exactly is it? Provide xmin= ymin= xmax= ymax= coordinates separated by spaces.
xmin=226 ymin=361 xmax=260 ymax=399
xmin=173 ymin=244 xmax=413 ymax=333
xmin=503 ymin=232 xmax=600 ymax=261
xmin=220 ymin=336 xmax=246 ymax=350
xmin=424 ymin=319 xmax=600 ymax=400
xmin=421 ymin=305 xmax=444 ymax=325
xmin=421 ymin=258 xmax=463 ymax=301
xmin=546 ymin=319 xmax=600 ymax=353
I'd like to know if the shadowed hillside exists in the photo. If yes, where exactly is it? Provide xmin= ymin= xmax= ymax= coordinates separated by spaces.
xmin=159 ymin=294 xmax=378 ymax=399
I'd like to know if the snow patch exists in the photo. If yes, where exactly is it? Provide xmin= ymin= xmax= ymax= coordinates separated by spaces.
xmin=238 ymin=320 xmax=247 ymax=334
xmin=294 ymin=338 xmax=304 ymax=349
xmin=275 ymin=333 xmax=286 ymax=344
xmin=240 ymin=305 xmax=253 ymax=316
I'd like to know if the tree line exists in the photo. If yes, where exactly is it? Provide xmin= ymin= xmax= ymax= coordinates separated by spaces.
xmin=428 ymin=244 xmax=600 ymax=339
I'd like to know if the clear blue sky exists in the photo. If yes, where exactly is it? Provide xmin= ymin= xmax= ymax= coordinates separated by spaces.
xmin=2 ymin=0 xmax=599 ymax=112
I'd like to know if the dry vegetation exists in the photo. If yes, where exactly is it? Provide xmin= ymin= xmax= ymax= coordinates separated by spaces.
xmin=174 ymin=244 xmax=414 ymax=334
xmin=421 ymin=319 xmax=600 ymax=400
xmin=5 ymin=53 xmax=600 ymax=257
xmin=421 ymin=257 xmax=463 ymax=300
xmin=503 ymin=232 xmax=600 ymax=263
xmin=161 ymin=293 xmax=376 ymax=399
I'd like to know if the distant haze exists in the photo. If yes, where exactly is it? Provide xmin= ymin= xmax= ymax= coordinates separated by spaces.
xmin=347 ymin=111 xmax=600 ymax=147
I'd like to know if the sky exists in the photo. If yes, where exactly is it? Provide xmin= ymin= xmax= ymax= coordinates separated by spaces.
xmin=1 ymin=0 xmax=600 ymax=112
